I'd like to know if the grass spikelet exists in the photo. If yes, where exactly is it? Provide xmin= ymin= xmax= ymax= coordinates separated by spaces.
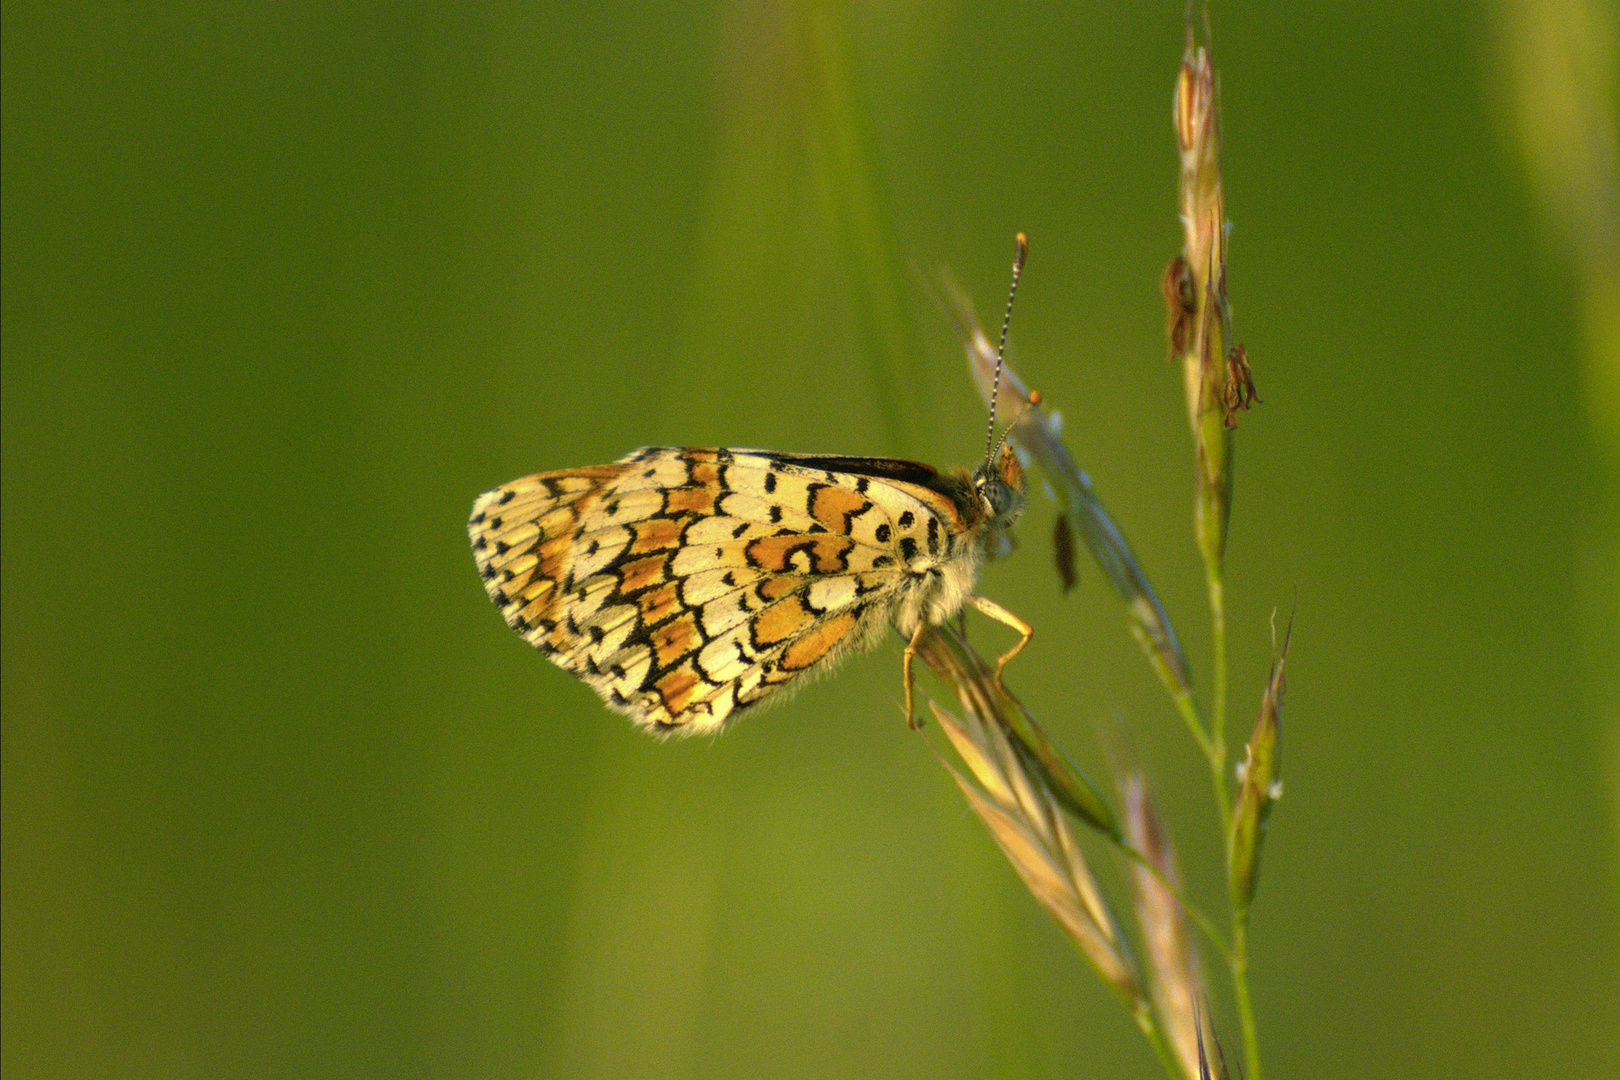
xmin=1230 ymin=615 xmax=1291 ymax=912
xmin=1171 ymin=21 xmax=1246 ymax=565
xmin=930 ymin=698 xmax=1141 ymax=1007
xmin=1123 ymin=773 xmax=1210 ymax=1079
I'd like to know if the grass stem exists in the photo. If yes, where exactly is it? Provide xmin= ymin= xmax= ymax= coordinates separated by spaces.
xmin=1230 ymin=919 xmax=1261 ymax=1080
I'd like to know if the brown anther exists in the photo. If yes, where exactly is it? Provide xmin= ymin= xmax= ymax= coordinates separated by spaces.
xmin=1162 ymin=256 xmax=1195 ymax=360
xmin=1220 ymin=344 xmax=1258 ymax=428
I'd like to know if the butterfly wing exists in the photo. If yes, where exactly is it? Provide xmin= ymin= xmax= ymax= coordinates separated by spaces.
xmin=470 ymin=447 xmax=976 ymax=735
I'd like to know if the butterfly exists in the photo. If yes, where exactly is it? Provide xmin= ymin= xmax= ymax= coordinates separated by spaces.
xmin=469 ymin=236 xmax=1035 ymax=737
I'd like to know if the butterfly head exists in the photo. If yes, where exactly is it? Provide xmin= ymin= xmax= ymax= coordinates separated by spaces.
xmin=974 ymin=443 xmax=1026 ymax=532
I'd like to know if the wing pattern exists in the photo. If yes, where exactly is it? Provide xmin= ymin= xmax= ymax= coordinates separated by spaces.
xmin=469 ymin=447 xmax=981 ymax=734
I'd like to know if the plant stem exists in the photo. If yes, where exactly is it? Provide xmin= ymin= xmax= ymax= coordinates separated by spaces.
xmin=1169 ymin=680 xmax=1214 ymax=762
xmin=1205 ymin=563 xmax=1230 ymax=813
xmin=1203 ymin=557 xmax=1261 ymax=1080
xmin=1230 ymin=917 xmax=1261 ymax=1080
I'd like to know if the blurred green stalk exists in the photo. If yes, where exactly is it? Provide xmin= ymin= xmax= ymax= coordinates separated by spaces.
xmin=1492 ymin=0 xmax=1620 ymax=920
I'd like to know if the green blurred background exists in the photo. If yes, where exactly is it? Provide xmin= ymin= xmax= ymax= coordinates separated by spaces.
xmin=5 ymin=2 xmax=1617 ymax=1077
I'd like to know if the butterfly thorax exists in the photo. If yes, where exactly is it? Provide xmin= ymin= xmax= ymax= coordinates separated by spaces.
xmin=887 ymin=447 xmax=1025 ymax=635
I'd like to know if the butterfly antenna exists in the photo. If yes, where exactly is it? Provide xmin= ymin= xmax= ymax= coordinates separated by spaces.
xmin=983 ymin=232 xmax=1029 ymax=468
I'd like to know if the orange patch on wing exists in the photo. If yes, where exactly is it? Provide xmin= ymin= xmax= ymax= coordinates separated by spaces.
xmin=534 ymin=557 xmax=566 ymax=591
xmin=683 ymin=451 xmax=721 ymax=486
xmin=665 ymin=486 xmax=716 ymax=515
xmin=810 ymin=486 xmax=869 ymax=531
xmin=753 ymin=596 xmax=814 ymax=646
xmin=638 ymin=581 xmax=681 ymax=625
xmin=655 ymin=664 xmax=704 ymax=716
xmin=651 ymin=611 xmax=702 ymax=667
xmin=780 ymin=611 xmax=859 ymax=671
xmin=746 ymin=534 xmax=854 ymax=574
xmin=538 ymin=533 xmax=572 ymax=580
xmin=517 ymin=595 xmax=553 ymax=627
xmin=629 ymin=517 xmax=684 ymax=554
xmin=618 ymin=553 xmax=669 ymax=593
xmin=757 ymin=575 xmax=800 ymax=601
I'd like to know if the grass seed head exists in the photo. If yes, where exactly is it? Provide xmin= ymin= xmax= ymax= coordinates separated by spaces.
xmin=930 ymin=699 xmax=1142 ymax=1009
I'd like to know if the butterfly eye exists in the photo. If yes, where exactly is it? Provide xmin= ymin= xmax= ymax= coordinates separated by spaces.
xmin=978 ymin=479 xmax=1005 ymax=519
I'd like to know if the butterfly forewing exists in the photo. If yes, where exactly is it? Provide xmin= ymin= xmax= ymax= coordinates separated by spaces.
xmin=470 ymin=447 xmax=983 ymax=735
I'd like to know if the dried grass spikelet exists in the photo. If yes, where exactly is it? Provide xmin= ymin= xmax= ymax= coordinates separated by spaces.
xmin=1123 ymin=773 xmax=1214 ymax=1079
xmin=914 ymin=621 xmax=1117 ymax=837
xmin=913 ymin=625 xmax=1144 ymax=1014
xmin=939 ymin=278 xmax=1193 ymax=700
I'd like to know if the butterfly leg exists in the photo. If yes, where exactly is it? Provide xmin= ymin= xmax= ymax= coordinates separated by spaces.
xmin=967 ymin=594 xmax=1033 ymax=693
xmin=901 ymin=621 xmax=929 ymax=730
